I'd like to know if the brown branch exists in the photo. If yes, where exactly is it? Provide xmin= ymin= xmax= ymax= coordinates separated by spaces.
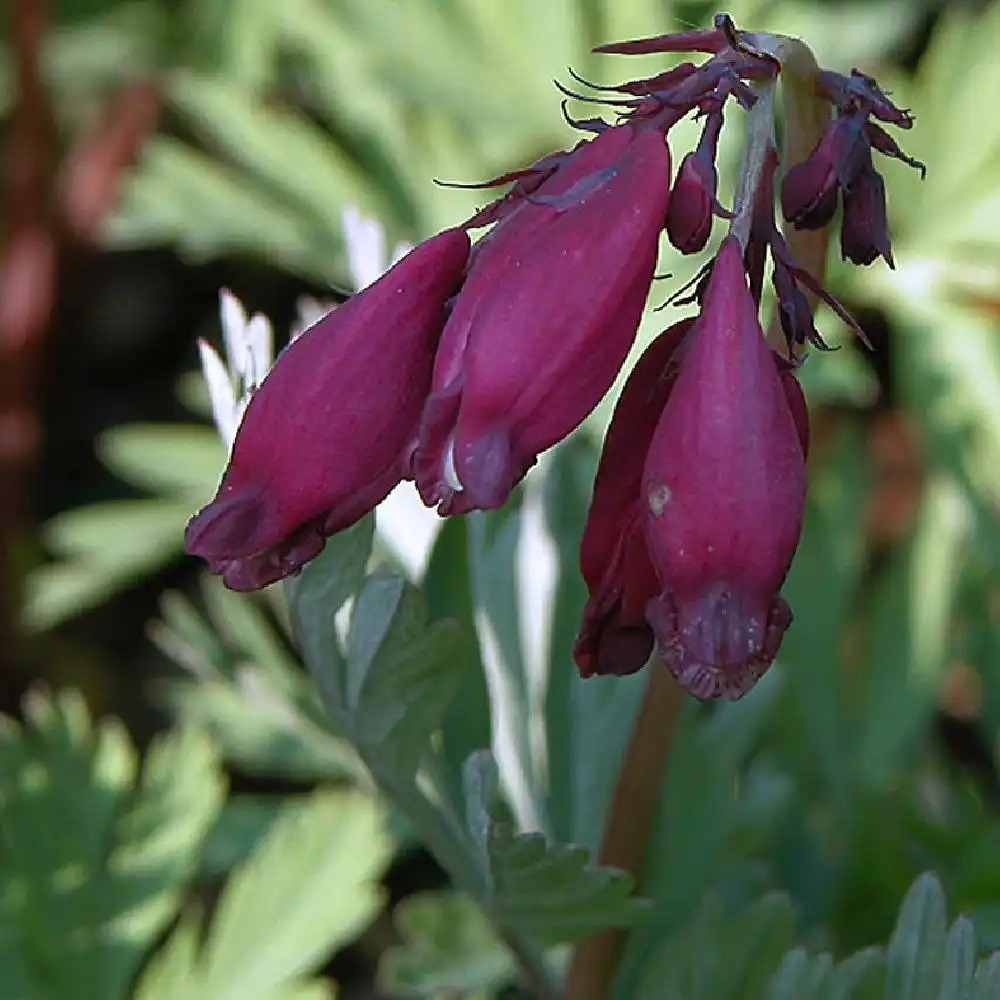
xmin=564 ymin=667 xmax=684 ymax=999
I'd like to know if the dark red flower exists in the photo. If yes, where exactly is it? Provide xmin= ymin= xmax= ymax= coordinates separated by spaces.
xmin=574 ymin=320 xmax=692 ymax=677
xmin=665 ymin=108 xmax=726 ymax=254
xmin=780 ymin=109 xmax=868 ymax=230
xmin=641 ymin=238 xmax=808 ymax=699
xmin=410 ymin=125 xmax=671 ymax=514
xmin=841 ymin=161 xmax=893 ymax=267
xmin=185 ymin=228 xmax=470 ymax=590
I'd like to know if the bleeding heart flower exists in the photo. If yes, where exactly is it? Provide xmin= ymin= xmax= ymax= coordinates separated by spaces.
xmin=410 ymin=125 xmax=672 ymax=514
xmin=640 ymin=237 xmax=808 ymax=699
xmin=184 ymin=227 xmax=470 ymax=590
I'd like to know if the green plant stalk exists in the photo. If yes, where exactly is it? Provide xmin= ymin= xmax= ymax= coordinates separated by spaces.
xmin=748 ymin=31 xmax=832 ymax=351
xmin=376 ymin=763 xmax=563 ymax=1000
xmin=728 ymin=79 xmax=777 ymax=253
xmin=300 ymin=650 xmax=563 ymax=1000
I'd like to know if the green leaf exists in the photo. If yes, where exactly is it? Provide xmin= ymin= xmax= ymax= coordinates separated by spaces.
xmin=345 ymin=571 xmax=463 ymax=779
xmin=168 ymin=70 xmax=379 ymax=232
xmin=856 ymin=477 xmax=969 ymax=780
xmin=541 ymin=438 xmax=645 ymax=853
xmin=0 ymin=691 xmax=224 ymax=1000
xmin=940 ymin=917 xmax=977 ymax=1000
xmin=616 ymin=681 xmax=783 ymax=1000
xmin=975 ymin=953 xmax=1000 ymax=1000
xmin=137 ymin=790 xmax=392 ymax=1000
xmin=779 ymin=423 xmax=869 ymax=801
xmin=108 ymin=137 xmax=323 ymax=276
xmin=767 ymin=949 xmax=832 ymax=1000
xmin=635 ymin=893 xmax=796 ymax=1000
xmin=423 ymin=516 xmax=492 ymax=810
xmin=25 ymin=498 xmax=192 ymax=629
xmin=286 ymin=513 xmax=375 ymax=687
xmin=98 ymin=423 xmax=225 ymax=501
xmin=826 ymin=948 xmax=885 ymax=1000
xmin=379 ymin=891 xmax=514 ymax=998
xmin=197 ymin=796 xmax=285 ymax=879
xmin=463 ymin=751 xmax=648 ymax=947
xmin=156 ymin=589 xmax=360 ymax=783
xmin=468 ymin=501 xmax=546 ymax=832
xmin=885 ymin=873 xmax=948 ymax=1000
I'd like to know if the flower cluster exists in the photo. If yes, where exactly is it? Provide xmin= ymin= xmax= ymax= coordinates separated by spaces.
xmin=184 ymin=16 xmax=921 ymax=699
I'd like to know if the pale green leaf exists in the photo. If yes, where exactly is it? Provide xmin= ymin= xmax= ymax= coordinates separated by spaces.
xmin=99 ymin=424 xmax=225 ymax=501
xmin=856 ymin=477 xmax=969 ymax=779
xmin=422 ymin=516 xmax=492 ymax=811
xmin=108 ymin=137 xmax=322 ymax=276
xmin=885 ymin=874 xmax=948 ymax=1000
xmin=345 ymin=572 xmax=463 ymax=779
xmin=542 ymin=438 xmax=645 ymax=853
xmin=137 ymin=790 xmax=391 ymax=1000
xmin=155 ymin=589 xmax=359 ymax=783
xmin=197 ymin=797 xmax=284 ymax=879
xmin=286 ymin=513 xmax=375 ymax=688
xmin=24 ymin=498 xmax=193 ymax=629
xmin=468 ymin=501 xmax=546 ymax=833
xmin=825 ymin=948 xmax=885 ymax=1000
xmin=939 ymin=917 xmax=977 ymax=1000
xmin=0 ymin=692 xmax=223 ymax=1000
xmin=636 ymin=893 xmax=795 ymax=1000
xmin=974 ymin=953 xmax=1000 ymax=1000
xmin=379 ymin=891 xmax=513 ymax=998
xmin=463 ymin=751 xmax=647 ymax=947
xmin=168 ymin=70 xmax=378 ymax=231
xmin=767 ymin=950 xmax=832 ymax=1000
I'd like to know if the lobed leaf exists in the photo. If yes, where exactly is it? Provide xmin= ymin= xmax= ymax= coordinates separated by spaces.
xmin=0 ymin=691 xmax=223 ymax=1000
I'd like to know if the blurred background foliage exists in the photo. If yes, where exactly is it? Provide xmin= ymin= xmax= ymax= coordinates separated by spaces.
xmin=5 ymin=0 xmax=1000 ymax=997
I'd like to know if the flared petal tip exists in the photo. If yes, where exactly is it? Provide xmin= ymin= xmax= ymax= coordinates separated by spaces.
xmin=664 ymin=656 xmax=770 ymax=701
xmin=647 ymin=590 xmax=793 ymax=700
xmin=574 ymin=609 xmax=654 ymax=678
xmin=185 ymin=490 xmax=325 ymax=591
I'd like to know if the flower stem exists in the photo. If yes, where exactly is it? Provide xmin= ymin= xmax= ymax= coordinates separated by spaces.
xmin=741 ymin=31 xmax=831 ymax=350
xmin=563 ymin=668 xmax=684 ymax=999
xmin=728 ymin=80 xmax=777 ymax=252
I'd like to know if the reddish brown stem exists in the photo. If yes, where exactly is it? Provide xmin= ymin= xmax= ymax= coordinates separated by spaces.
xmin=564 ymin=668 xmax=684 ymax=999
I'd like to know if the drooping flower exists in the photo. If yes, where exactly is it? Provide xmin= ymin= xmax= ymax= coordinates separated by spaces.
xmin=640 ymin=238 xmax=808 ymax=699
xmin=780 ymin=109 xmax=869 ymax=230
xmin=665 ymin=106 xmax=727 ymax=254
xmin=780 ymin=69 xmax=924 ymax=269
xmin=184 ymin=227 xmax=470 ymax=590
xmin=410 ymin=124 xmax=672 ymax=515
xmin=840 ymin=159 xmax=893 ymax=266
xmin=574 ymin=320 xmax=692 ymax=677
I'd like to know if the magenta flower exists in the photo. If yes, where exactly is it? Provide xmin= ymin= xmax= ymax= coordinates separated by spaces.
xmin=780 ymin=70 xmax=923 ymax=269
xmin=409 ymin=125 xmax=672 ymax=514
xmin=841 ymin=160 xmax=892 ymax=266
xmin=780 ymin=110 xmax=869 ymax=230
xmin=574 ymin=320 xmax=692 ymax=678
xmin=665 ymin=107 xmax=727 ymax=254
xmin=184 ymin=227 xmax=470 ymax=590
xmin=633 ymin=238 xmax=808 ymax=699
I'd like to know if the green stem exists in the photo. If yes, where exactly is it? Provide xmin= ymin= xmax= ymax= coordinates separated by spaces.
xmin=745 ymin=31 xmax=831 ymax=352
xmin=728 ymin=80 xmax=777 ymax=252
xmin=379 ymin=764 xmax=562 ymax=1000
